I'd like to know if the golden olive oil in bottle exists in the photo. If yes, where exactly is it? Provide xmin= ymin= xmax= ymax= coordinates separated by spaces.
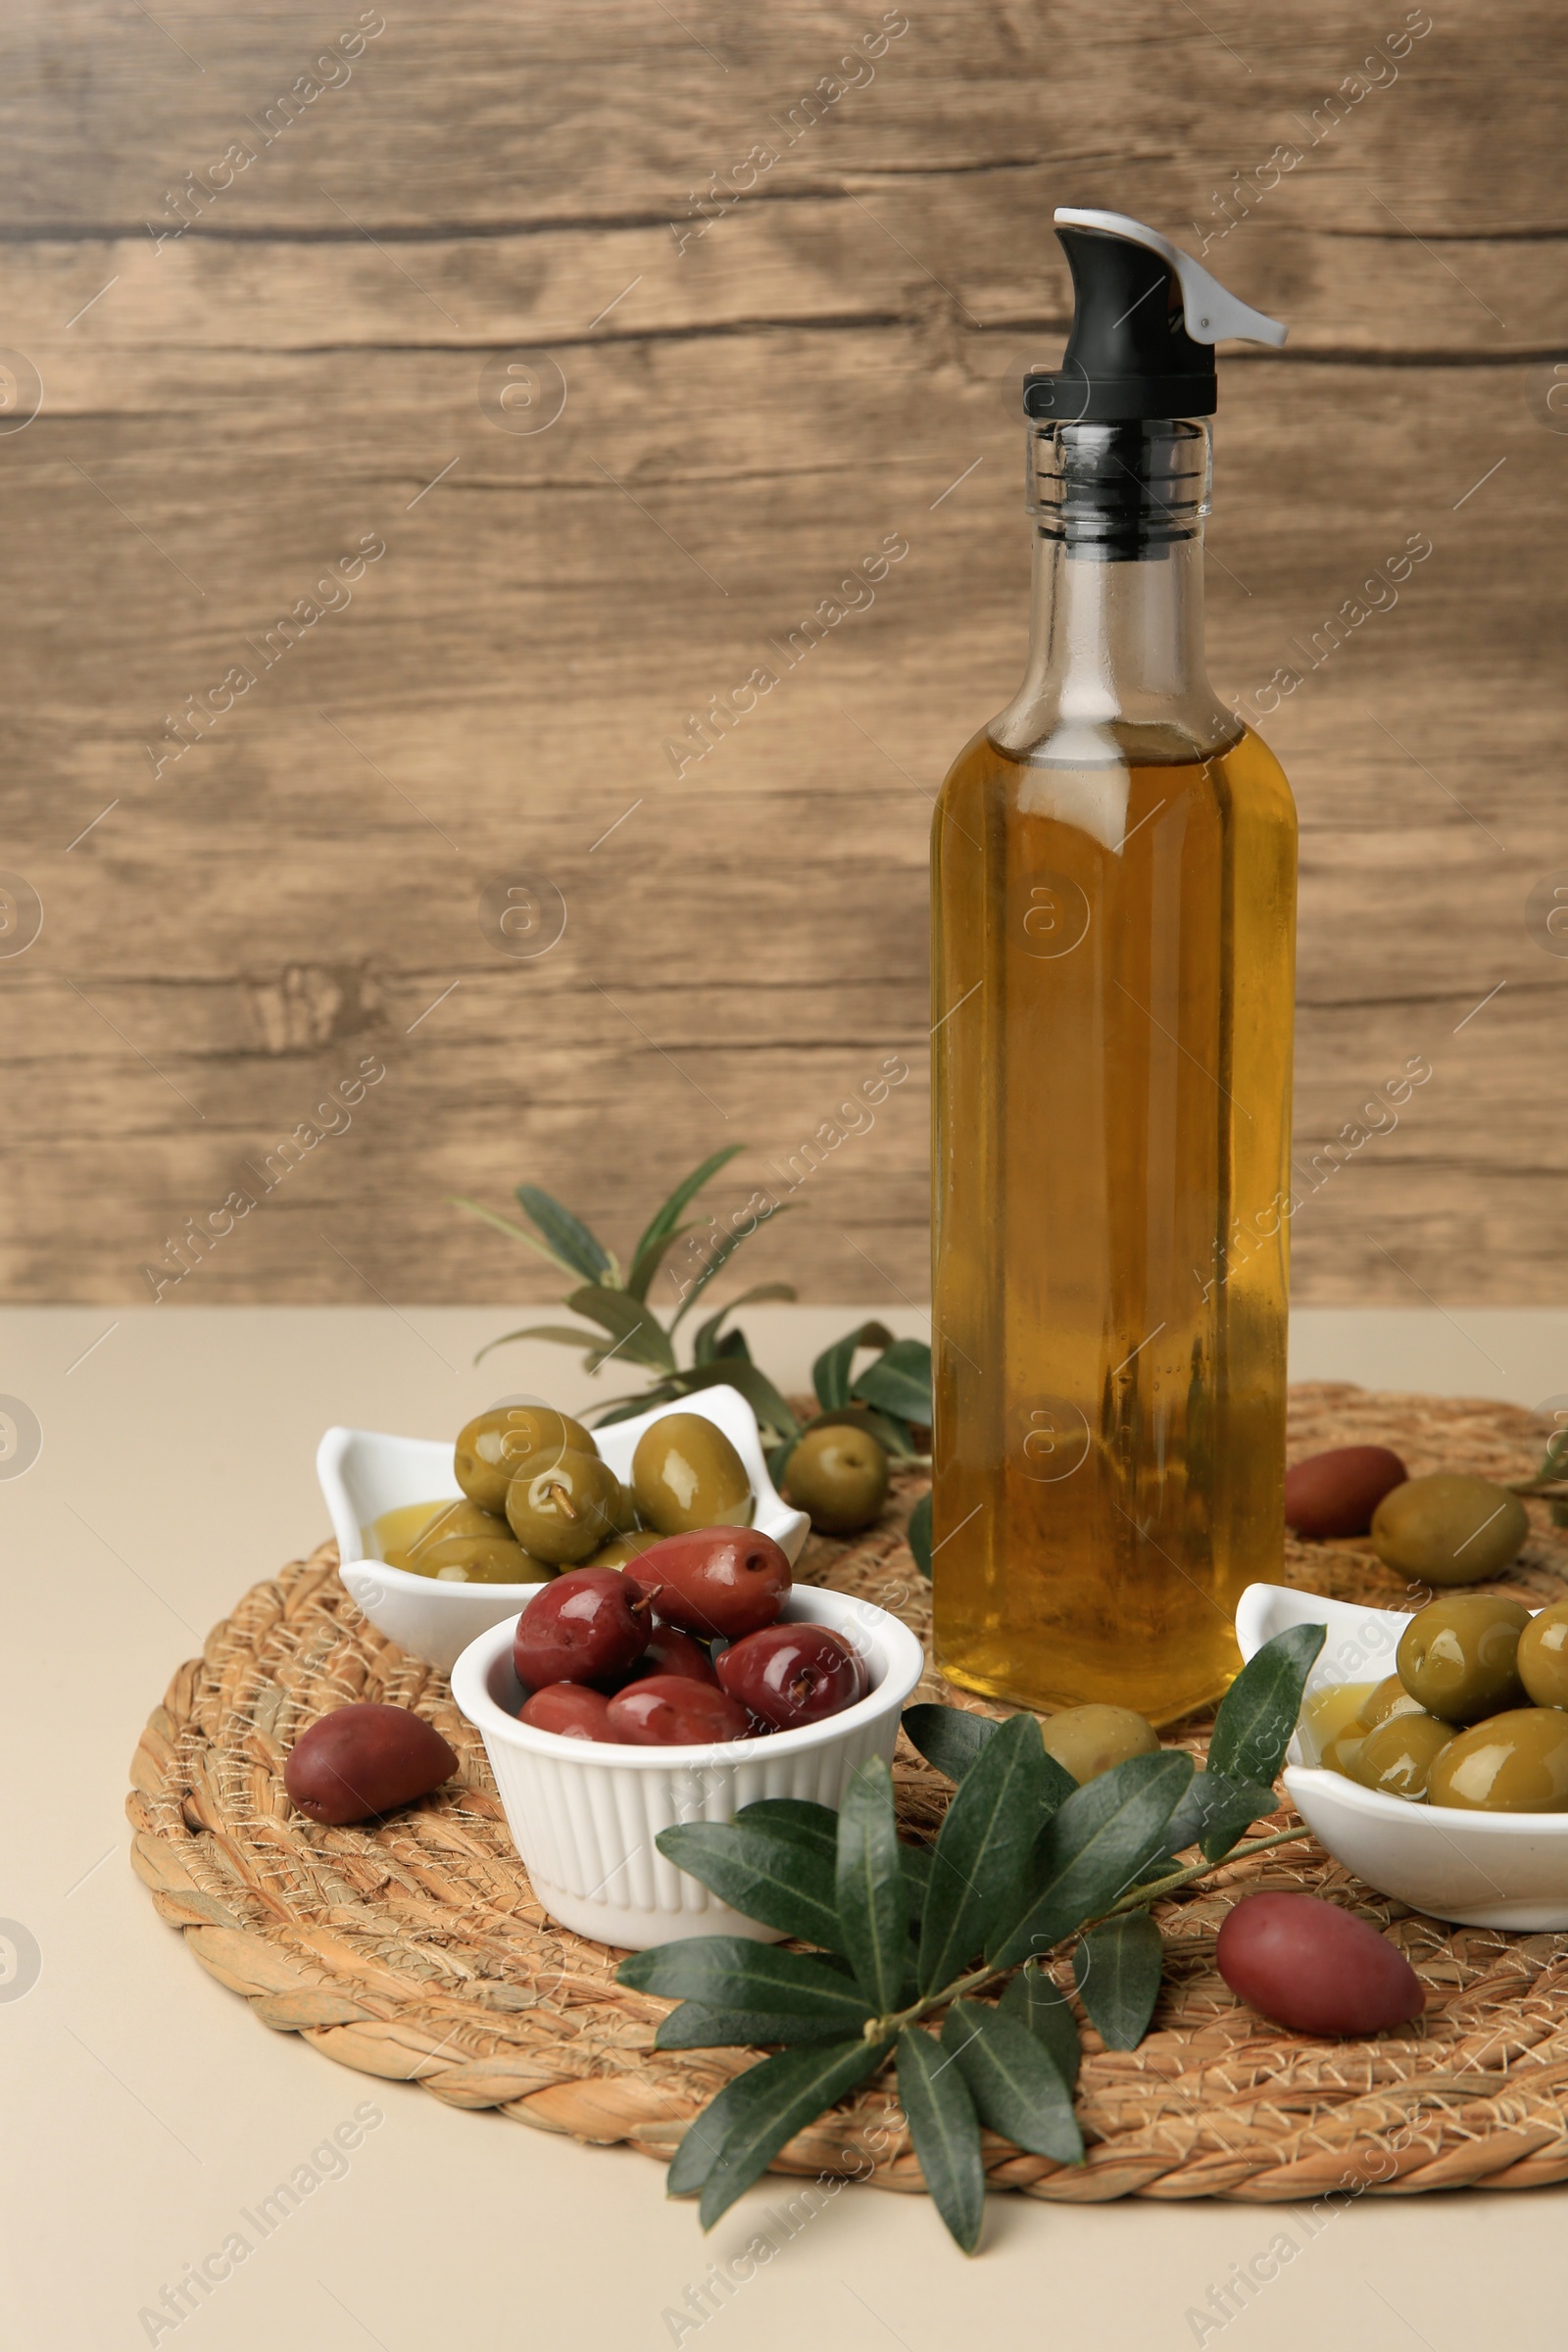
xmin=931 ymin=210 xmax=1298 ymax=1726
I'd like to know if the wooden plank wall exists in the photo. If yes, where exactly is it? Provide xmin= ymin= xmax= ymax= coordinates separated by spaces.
xmin=2 ymin=0 xmax=1564 ymax=1312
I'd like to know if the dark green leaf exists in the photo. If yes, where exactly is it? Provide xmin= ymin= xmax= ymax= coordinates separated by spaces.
xmin=1072 ymin=1912 xmax=1164 ymax=2052
xmin=897 ymin=2029 xmax=986 ymax=2254
xmin=625 ymin=1146 xmax=743 ymax=1299
xmin=451 ymin=1195 xmax=591 ymax=1278
xmin=919 ymin=1715 xmax=1054 ymax=1993
xmin=564 ymin=1284 xmax=676 ymax=1372
xmin=835 ymin=1759 xmax=907 ymax=2014
xmin=473 ymin=1322 xmax=625 ymax=1364
xmin=735 ymin=1797 xmax=838 ymax=1855
xmin=941 ymin=1999 xmax=1083 ymax=2163
xmin=514 ymin=1182 xmax=614 ymax=1285
xmin=906 ymin=1492 xmax=933 ymax=1578
xmin=853 ymin=1338 xmax=932 ymax=1424
xmin=798 ymin=1401 xmax=915 ymax=1458
xmin=999 ymin=1961 xmax=1081 ymax=2091
xmin=654 ymin=2004 xmax=850 ymax=2051
xmin=689 ymin=2038 xmax=893 ymax=2227
xmin=588 ymin=1387 xmax=678 ymax=1427
xmin=812 ymin=1322 xmax=895 ymax=1411
xmin=669 ymin=1210 xmax=793 ymax=1334
xmin=692 ymin=1283 xmax=794 ymax=1365
xmin=656 ymin=1822 xmax=843 ymax=1952
xmin=989 ymin=1750 xmax=1195 ymax=1969
xmin=901 ymin=1840 xmax=934 ymax=1923
xmin=901 ymin=1702 xmax=996 ymax=1785
xmin=617 ymin=1936 xmax=873 ymax=2027
xmin=659 ymin=1358 xmax=803 ymax=1443
xmin=1206 ymin=1623 xmax=1327 ymax=1795
xmin=1160 ymin=1769 xmax=1280 ymax=1867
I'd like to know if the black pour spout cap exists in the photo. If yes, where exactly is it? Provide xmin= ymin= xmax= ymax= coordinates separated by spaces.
xmin=1025 ymin=208 xmax=1286 ymax=424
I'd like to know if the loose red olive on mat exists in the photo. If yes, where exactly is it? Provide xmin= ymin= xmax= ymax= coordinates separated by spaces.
xmin=605 ymin=1675 xmax=751 ymax=1746
xmin=284 ymin=1702 xmax=458 ymax=1825
xmin=1215 ymin=1892 xmax=1424 ymax=2037
xmin=633 ymin=1527 xmax=792 ymax=1642
xmin=621 ymin=1620 xmax=718 ymax=1689
xmin=512 ymin=1568 xmax=657 ymax=1690
xmin=518 ymin=1684 xmax=617 ymax=1742
xmin=1285 ymin=1446 xmax=1408 ymax=1540
xmin=715 ymin=1622 xmax=866 ymax=1731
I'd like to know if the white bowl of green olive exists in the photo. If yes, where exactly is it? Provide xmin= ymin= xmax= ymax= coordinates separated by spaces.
xmin=1238 ymin=1583 xmax=1568 ymax=1932
xmin=318 ymin=1386 xmax=809 ymax=1676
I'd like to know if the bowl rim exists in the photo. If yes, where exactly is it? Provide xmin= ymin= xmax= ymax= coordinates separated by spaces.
xmin=1241 ymin=1580 xmax=1568 ymax=1836
xmin=318 ymin=1383 xmax=808 ymax=1609
xmin=452 ymin=1585 xmax=926 ymax=1770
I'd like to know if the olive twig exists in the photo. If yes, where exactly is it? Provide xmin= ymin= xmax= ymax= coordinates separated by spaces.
xmin=540 ymin=1479 xmax=578 ymax=1520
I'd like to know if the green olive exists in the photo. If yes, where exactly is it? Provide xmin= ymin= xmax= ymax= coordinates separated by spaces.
xmin=782 ymin=1422 xmax=890 ymax=1536
xmin=1371 ymin=1472 xmax=1528 ymax=1587
xmin=1039 ymin=1703 xmax=1160 ymax=1785
xmin=1363 ymin=1674 xmax=1427 ymax=1728
xmin=1517 ymin=1600 xmax=1568 ymax=1709
xmin=455 ymin=1406 xmax=597 ymax=1514
xmin=630 ymin=1413 xmax=752 ymax=1537
xmin=1321 ymin=1723 xmax=1370 ymax=1781
xmin=1353 ymin=1710 xmax=1453 ymax=1801
xmin=607 ymin=1480 xmax=643 ymax=1535
xmin=586 ymin=1531 xmax=666 ymax=1570
xmin=504 ymin=1446 xmax=621 ymax=1564
xmin=385 ymin=1498 xmax=548 ymax=1585
xmin=1396 ymin=1593 xmax=1529 ymax=1724
xmin=1428 ymin=1707 xmax=1568 ymax=1812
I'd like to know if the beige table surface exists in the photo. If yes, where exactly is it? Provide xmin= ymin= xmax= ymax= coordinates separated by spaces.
xmin=7 ymin=1302 xmax=1568 ymax=2352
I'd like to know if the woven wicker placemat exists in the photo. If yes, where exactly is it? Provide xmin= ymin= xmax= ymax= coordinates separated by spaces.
xmin=128 ymin=1384 xmax=1568 ymax=2205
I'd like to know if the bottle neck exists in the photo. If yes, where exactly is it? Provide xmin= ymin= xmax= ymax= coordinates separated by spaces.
xmin=993 ymin=418 xmax=1240 ymax=762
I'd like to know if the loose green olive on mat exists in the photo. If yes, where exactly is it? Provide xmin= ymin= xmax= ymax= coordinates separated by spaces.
xmin=1396 ymin=1593 xmax=1530 ymax=1725
xmin=1428 ymin=1707 xmax=1568 ymax=1812
xmin=1040 ymin=1703 xmax=1160 ymax=1785
xmin=455 ymin=1405 xmax=597 ymax=1514
xmin=1517 ymin=1598 xmax=1568 ymax=1710
xmin=782 ymin=1422 xmax=890 ymax=1536
xmin=1352 ymin=1710 xmax=1454 ymax=1801
xmin=630 ymin=1412 xmax=752 ymax=1536
xmin=504 ymin=1446 xmax=622 ymax=1564
xmin=1371 ymin=1472 xmax=1529 ymax=1587
xmin=1362 ymin=1673 xmax=1427 ymax=1729
xmin=285 ymin=1702 xmax=459 ymax=1825
xmin=384 ymin=1498 xmax=546 ymax=1584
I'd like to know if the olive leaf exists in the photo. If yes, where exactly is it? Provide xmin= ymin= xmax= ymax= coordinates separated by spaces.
xmin=896 ymin=2028 xmax=986 ymax=2255
xmin=853 ymin=1338 xmax=932 ymax=1425
xmin=918 ymin=1715 xmax=1057 ymax=1993
xmin=989 ymin=1749 xmax=1195 ymax=1969
xmin=514 ymin=1182 xmax=617 ymax=1286
xmin=617 ymin=1937 xmax=874 ymax=2029
xmin=692 ymin=1284 xmax=795 ymax=1365
xmin=669 ymin=1212 xmax=792 ymax=1333
xmin=697 ymin=2038 xmax=895 ymax=2229
xmin=1159 ymin=1768 xmax=1281 ymax=1868
xmin=655 ymin=1358 xmax=803 ymax=1444
xmin=735 ymin=1796 xmax=839 ymax=1853
xmin=654 ymin=2004 xmax=851 ymax=2051
xmin=941 ymin=1999 xmax=1083 ymax=2164
xmin=813 ymin=1322 xmax=895 ymax=1411
xmin=901 ymin=1702 xmax=997 ymax=1786
xmin=835 ymin=1758 xmax=908 ymax=2014
xmin=656 ymin=1821 xmax=844 ymax=1952
xmin=906 ymin=1491 xmax=933 ymax=1577
xmin=564 ymin=1284 xmax=677 ymax=1372
xmin=1071 ymin=1911 xmax=1163 ymax=2051
xmin=999 ymin=1960 xmax=1081 ymax=2090
xmin=625 ymin=1146 xmax=743 ymax=1299
xmin=1205 ymin=1622 xmax=1326 ymax=1801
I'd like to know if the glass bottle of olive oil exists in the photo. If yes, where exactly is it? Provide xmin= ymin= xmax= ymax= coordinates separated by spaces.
xmin=931 ymin=211 xmax=1298 ymax=1726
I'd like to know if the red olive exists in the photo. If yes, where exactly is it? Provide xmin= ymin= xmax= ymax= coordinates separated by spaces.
xmin=632 ymin=1526 xmax=791 ymax=1641
xmin=518 ymin=1683 xmax=617 ymax=1742
xmin=1215 ymin=1892 xmax=1424 ymax=2037
xmin=1285 ymin=1446 xmax=1407 ymax=1540
xmin=621 ymin=1620 xmax=718 ymax=1689
xmin=715 ymin=1622 xmax=866 ymax=1731
xmin=284 ymin=1702 xmax=458 ymax=1825
xmin=512 ymin=1567 xmax=656 ymax=1690
xmin=605 ymin=1675 xmax=751 ymax=1746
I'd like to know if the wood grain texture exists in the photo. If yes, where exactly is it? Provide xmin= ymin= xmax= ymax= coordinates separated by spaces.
xmin=1 ymin=0 xmax=1565 ymax=1306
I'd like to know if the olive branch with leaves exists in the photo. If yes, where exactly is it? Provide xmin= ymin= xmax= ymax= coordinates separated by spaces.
xmin=615 ymin=1623 xmax=1327 ymax=2253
